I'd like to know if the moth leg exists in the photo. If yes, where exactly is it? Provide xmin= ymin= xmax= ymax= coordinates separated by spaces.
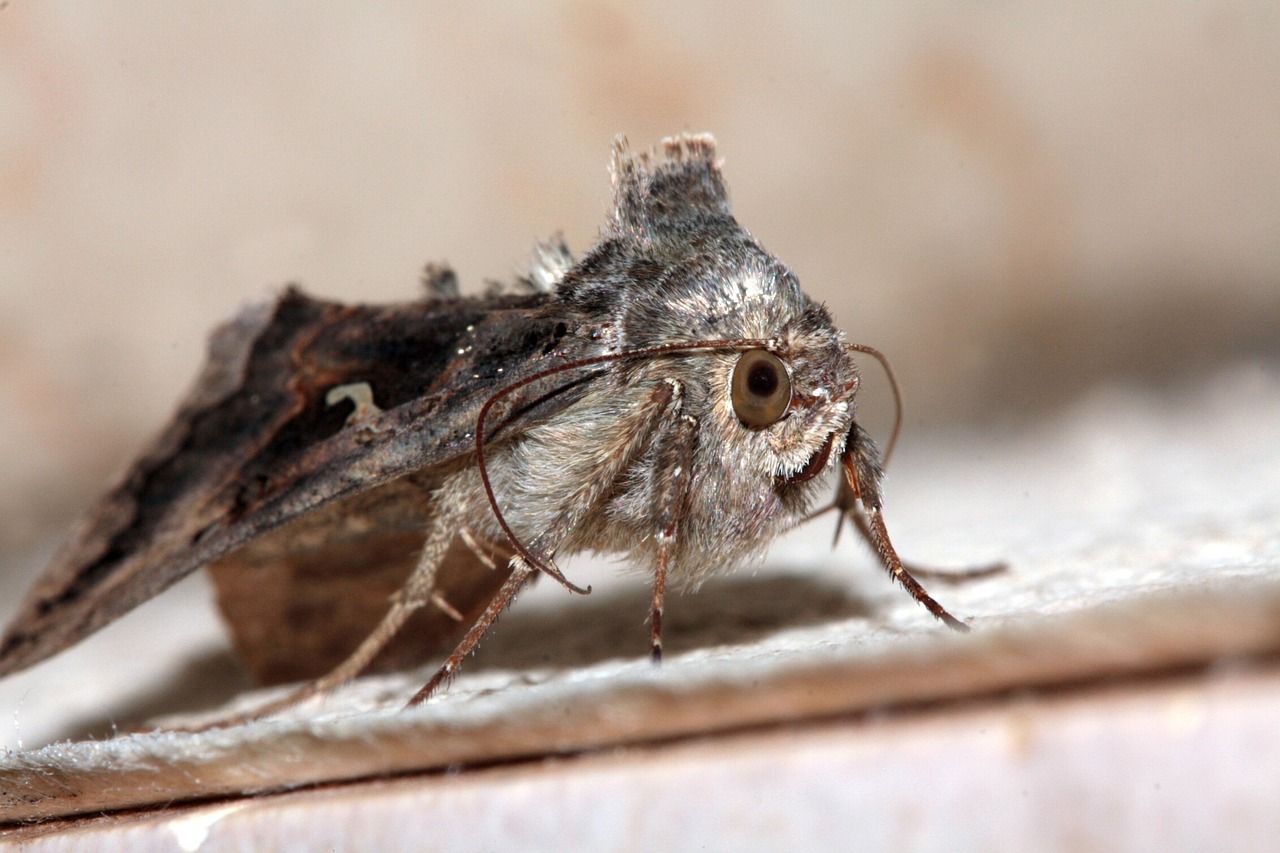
xmin=406 ymin=557 xmax=537 ymax=706
xmin=426 ymin=591 xmax=466 ymax=623
xmin=650 ymin=550 xmax=668 ymax=664
xmin=457 ymin=525 xmax=512 ymax=572
xmin=844 ymin=511 xmax=1005 ymax=582
xmin=841 ymin=424 xmax=970 ymax=632
xmin=407 ymin=379 xmax=686 ymax=705
xmin=832 ymin=435 xmax=1005 ymax=583
xmin=177 ymin=479 xmax=471 ymax=730
xmin=647 ymin=410 xmax=698 ymax=663
xmin=290 ymin=482 xmax=470 ymax=689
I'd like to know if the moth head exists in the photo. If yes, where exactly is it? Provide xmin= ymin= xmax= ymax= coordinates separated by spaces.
xmin=579 ymin=134 xmax=864 ymax=504
xmin=713 ymin=305 xmax=861 ymax=496
xmin=476 ymin=135 xmax=886 ymax=581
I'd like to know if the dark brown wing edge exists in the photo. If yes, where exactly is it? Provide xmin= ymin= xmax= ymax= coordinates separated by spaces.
xmin=0 ymin=287 xmax=591 ymax=677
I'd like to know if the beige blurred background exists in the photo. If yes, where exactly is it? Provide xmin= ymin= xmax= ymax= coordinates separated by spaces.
xmin=2 ymin=2 xmax=1278 ymax=557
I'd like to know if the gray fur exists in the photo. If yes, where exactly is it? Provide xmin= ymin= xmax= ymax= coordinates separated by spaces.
xmin=456 ymin=134 xmax=861 ymax=589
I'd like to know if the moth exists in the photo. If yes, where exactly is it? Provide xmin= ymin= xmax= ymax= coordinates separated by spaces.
xmin=0 ymin=134 xmax=984 ymax=722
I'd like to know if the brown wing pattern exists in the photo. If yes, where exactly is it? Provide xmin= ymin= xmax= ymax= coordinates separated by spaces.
xmin=0 ymin=287 xmax=588 ymax=677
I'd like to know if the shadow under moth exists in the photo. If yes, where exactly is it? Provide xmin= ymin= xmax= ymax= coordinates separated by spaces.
xmin=0 ymin=133 xmax=988 ymax=723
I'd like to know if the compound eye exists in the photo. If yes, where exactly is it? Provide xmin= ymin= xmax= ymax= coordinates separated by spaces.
xmin=731 ymin=349 xmax=792 ymax=427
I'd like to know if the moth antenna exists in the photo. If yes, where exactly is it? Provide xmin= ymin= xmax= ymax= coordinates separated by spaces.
xmin=474 ymin=423 xmax=589 ymax=596
xmin=473 ymin=336 xmax=774 ymax=594
xmin=843 ymin=342 xmax=903 ymax=464
xmin=821 ymin=342 xmax=904 ymax=546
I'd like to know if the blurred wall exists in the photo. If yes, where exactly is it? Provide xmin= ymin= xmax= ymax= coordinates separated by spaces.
xmin=2 ymin=2 xmax=1278 ymax=551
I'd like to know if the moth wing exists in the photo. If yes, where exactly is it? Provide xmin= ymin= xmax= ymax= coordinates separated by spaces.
xmin=0 ymin=288 xmax=589 ymax=677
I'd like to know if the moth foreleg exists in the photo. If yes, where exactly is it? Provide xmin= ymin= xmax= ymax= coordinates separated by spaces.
xmin=841 ymin=423 xmax=969 ymax=632
xmin=647 ymin=405 xmax=698 ymax=663
xmin=834 ymin=426 xmax=1004 ymax=584
xmin=844 ymin=510 xmax=1005 ymax=583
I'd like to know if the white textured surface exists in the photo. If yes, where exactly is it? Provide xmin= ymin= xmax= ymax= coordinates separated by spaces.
xmin=7 ymin=666 xmax=1280 ymax=851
